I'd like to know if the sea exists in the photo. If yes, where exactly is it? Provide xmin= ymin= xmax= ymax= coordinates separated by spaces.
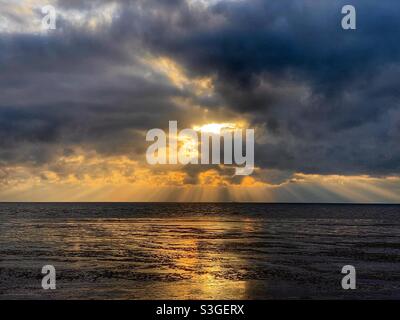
xmin=0 ymin=203 xmax=399 ymax=299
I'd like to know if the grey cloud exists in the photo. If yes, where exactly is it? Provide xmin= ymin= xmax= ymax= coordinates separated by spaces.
xmin=134 ymin=0 xmax=400 ymax=175
xmin=0 ymin=0 xmax=400 ymax=179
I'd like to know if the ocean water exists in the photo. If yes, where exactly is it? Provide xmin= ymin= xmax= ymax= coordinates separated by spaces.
xmin=0 ymin=203 xmax=399 ymax=300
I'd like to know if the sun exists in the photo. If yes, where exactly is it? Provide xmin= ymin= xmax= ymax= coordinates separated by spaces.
xmin=175 ymin=122 xmax=241 ymax=161
xmin=193 ymin=123 xmax=237 ymax=134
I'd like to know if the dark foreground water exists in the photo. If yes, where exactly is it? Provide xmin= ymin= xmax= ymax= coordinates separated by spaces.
xmin=0 ymin=203 xmax=399 ymax=299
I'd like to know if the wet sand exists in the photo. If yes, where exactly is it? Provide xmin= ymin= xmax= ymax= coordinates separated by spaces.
xmin=1 ymin=203 xmax=399 ymax=299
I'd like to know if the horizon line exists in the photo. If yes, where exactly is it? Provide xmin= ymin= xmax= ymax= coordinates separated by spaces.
xmin=0 ymin=201 xmax=399 ymax=205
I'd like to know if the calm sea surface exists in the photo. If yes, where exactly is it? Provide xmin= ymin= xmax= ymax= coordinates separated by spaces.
xmin=0 ymin=203 xmax=399 ymax=299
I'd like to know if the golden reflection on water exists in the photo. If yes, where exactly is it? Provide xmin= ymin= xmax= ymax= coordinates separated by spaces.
xmin=3 ymin=205 xmax=399 ymax=300
xmin=52 ymin=217 xmax=258 ymax=299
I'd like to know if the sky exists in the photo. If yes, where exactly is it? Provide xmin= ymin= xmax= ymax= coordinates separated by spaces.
xmin=0 ymin=0 xmax=399 ymax=202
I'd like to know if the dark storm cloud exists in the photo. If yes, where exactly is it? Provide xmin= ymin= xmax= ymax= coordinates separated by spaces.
xmin=0 ymin=0 xmax=400 ymax=177
xmin=134 ymin=0 xmax=400 ymax=175
xmin=0 ymin=1 xmax=207 ymax=167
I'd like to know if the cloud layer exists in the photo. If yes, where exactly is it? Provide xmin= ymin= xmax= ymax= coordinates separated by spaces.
xmin=0 ymin=0 xmax=399 ymax=201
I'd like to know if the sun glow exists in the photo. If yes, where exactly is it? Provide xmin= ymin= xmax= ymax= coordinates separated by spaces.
xmin=176 ymin=122 xmax=241 ymax=159
xmin=193 ymin=122 xmax=238 ymax=134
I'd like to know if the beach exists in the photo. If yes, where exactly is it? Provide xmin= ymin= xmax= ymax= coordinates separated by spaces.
xmin=1 ymin=203 xmax=399 ymax=299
